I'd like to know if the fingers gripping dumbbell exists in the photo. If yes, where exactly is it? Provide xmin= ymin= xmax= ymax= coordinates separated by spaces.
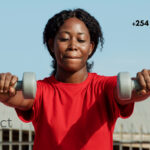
xmin=14 ymin=72 xmax=36 ymax=99
xmin=117 ymin=72 xmax=141 ymax=100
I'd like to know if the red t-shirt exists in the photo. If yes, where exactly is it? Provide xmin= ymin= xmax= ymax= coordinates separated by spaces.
xmin=15 ymin=73 xmax=134 ymax=150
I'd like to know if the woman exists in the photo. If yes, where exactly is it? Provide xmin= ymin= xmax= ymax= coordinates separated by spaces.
xmin=0 ymin=8 xmax=150 ymax=150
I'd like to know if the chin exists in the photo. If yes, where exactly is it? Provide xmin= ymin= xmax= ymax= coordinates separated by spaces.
xmin=58 ymin=60 xmax=86 ymax=73
xmin=64 ymin=67 xmax=80 ymax=73
xmin=63 ymin=64 xmax=84 ymax=73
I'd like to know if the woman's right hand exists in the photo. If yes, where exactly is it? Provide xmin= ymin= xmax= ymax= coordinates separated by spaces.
xmin=0 ymin=72 xmax=18 ymax=102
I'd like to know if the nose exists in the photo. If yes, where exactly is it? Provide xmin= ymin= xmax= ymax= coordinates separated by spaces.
xmin=68 ymin=38 xmax=77 ymax=51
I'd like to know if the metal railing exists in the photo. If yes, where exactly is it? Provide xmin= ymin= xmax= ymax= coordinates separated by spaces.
xmin=0 ymin=128 xmax=34 ymax=150
xmin=113 ymin=124 xmax=150 ymax=150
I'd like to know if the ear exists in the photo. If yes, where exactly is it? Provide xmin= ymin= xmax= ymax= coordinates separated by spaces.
xmin=89 ymin=42 xmax=95 ymax=56
xmin=48 ymin=39 xmax=54 ymax=53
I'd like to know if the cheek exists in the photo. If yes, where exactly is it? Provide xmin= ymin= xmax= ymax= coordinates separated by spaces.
xmin=54 ymin=43 xmax=66 ymax=58
xmin=81 ymin=45 xmax=91 ymax=58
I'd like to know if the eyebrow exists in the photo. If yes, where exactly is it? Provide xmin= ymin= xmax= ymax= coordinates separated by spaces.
xmin=59 ymin=31 xmax=85 ymax=35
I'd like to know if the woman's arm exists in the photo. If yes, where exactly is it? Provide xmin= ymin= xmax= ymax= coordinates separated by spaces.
xmin=0 ymin=73 xmax=34 ymax=111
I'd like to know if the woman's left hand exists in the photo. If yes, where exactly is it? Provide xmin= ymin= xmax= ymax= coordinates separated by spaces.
xmin=136 ymin=69 xmax=150 ymax=96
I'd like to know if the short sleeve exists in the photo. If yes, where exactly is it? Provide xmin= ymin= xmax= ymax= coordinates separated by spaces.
xmin=104 ymin=76 xmax=134 ymax=120
xmin=15 ymin=81 xmax=42 ymax=123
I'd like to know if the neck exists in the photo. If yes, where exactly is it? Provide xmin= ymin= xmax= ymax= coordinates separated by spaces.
xmin=55 ymin=67 xmax=88 ymax=83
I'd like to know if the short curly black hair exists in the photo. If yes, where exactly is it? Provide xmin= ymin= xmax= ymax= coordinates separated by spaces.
xmin=43 ymin=8 xmax=104 ymax=75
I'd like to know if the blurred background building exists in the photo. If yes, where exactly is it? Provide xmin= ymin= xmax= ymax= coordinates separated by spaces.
xmin=114 ymin=98 xmax=150 ymax=150
xmin=0 ymin=103 xmax=34 ymax=150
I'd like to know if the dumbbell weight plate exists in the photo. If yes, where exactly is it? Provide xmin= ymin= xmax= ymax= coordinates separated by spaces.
xmin=22 ymin=72 xmax=36 ymax=99
xmin=117 ymin=72 xmax=132 ymax=100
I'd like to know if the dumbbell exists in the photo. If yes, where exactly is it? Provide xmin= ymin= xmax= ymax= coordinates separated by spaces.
xmin=14 ymin=72 xmax=36 ymax=99
xmin=117 ymin=72 xmax=141 ymax=100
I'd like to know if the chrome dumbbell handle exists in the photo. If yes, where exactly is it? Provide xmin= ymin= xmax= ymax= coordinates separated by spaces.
xmin=14 ymin=81 xmax=22 ymax=90
xmin=132 ymin=79 xmax=141 ymax=91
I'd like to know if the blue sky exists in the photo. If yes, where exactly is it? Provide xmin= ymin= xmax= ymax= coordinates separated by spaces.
xmin=0 ymin=0 xmax=150 ymax=80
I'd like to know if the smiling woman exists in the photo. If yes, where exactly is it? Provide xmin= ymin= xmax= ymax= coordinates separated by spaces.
xmin=48 ymin=17 xmax=95 ymax=83
xmin=1 ymin=7 xmax=150 ymax=150
xmin=43 ymin=8 xmax=104 ymax=78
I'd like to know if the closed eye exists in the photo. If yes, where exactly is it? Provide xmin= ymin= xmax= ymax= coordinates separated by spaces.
xmin=59 ymin=38 xmax=69 ymax=42
xmin=78 ymin=40 xmax=85 ymax=43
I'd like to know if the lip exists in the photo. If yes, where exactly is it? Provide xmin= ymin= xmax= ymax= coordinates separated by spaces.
xmin=64 ymin=56 xmax=81 ymax=59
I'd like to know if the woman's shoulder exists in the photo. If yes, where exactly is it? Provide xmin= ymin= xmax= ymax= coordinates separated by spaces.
xmin=37 ymin=75 xmax=54 ymax=86
xmin=89 ymin=72 xmax=115 ymax=79
xmin=89 ymin=72 xmax=117 ymax=85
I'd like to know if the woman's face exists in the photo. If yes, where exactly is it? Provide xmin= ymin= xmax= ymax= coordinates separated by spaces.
xmin=49 ymin=17 xmax=94 ymax=73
